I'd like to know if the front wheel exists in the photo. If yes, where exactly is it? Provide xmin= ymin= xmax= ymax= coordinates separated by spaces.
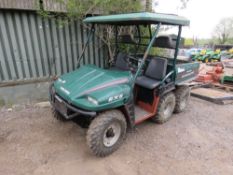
xmin=87 ymin=110 xmax=127 ymax=157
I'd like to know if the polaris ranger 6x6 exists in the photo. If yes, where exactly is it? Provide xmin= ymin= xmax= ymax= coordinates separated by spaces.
xmin=49 ymin=12 xmax=200 ymax=157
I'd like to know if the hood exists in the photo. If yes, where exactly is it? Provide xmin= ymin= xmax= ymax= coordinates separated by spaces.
xmin=54 ymin=65 xmax=132 ymax=101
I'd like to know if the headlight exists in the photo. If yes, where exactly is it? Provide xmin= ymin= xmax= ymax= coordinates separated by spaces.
xmin=87 ymin=96 xmax=99 ymax=105
xmin=58 ymin=78 xmax=66 ymax=83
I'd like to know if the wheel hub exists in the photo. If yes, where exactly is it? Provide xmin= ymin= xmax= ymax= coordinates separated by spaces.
xmin=106 ymin=128 xmax=115 ymax=137
xmin=103 ymin=122 xmax=121 ymax=147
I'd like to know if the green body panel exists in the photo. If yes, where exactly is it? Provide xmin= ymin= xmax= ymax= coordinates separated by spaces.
xmin=175 ymin=62 xmax=200 ymax=85
xmin=83 ymin=12 xmax=190 ymax=26
xmin=71 ymin=84 xmax=131 ymax=111
xmin=53 ymin=65 xmax=133 ymax=111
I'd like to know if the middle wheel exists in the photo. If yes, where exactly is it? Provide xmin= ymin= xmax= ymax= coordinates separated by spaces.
xmin=151 ymin=92 xmax=176 ymax=124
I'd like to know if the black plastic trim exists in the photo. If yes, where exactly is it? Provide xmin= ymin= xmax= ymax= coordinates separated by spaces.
xmin=49 ymin=86 xmax=96 ymax=119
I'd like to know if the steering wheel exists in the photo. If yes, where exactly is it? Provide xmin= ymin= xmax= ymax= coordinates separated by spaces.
xmin=128 ymin=55 xmax=139 ymax=61
xmin=123 ymin=55 xmax=139 ymax=73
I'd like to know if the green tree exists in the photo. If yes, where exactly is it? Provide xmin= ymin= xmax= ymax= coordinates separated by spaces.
xmin=184 ymin=38 xmax=194 ymax=47
xmin=213 ymin=17 xmax=233 ymax=44
xmin=38 ymin=0 xmax=141 ymax=20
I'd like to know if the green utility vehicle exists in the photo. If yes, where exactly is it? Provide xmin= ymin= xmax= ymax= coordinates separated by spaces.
xmin=49 ymin=12 xmax=200 ymax=157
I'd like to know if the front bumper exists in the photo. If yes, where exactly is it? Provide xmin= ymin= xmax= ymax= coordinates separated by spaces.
xmin=49 ymin=85 xmax=96 ymax=119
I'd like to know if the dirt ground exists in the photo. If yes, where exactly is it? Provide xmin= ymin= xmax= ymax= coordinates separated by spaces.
xmin=0 ymin=97 xmax=233 ymax=175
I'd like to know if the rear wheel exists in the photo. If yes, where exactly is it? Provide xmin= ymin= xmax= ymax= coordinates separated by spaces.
xmin=51 ymin=107 xmax=67 ymax=121
xmin=174 ymin=86 xmax=190 ymax=113
xmin=151 ymin=92 xmax=176 ymax=124
xmin=87 ymin=110 xmax=127 ymax=157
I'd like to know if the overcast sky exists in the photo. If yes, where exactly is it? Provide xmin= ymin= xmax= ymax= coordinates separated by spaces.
xmin=153 ymin=0 xmax=233 ymax=39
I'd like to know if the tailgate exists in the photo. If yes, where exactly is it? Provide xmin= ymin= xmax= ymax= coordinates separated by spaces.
xmin=175 ymin=62 xmax=200 ymax=85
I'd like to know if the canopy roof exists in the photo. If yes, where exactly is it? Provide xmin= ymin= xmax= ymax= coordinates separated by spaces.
xmin=83 ymin=12 xmax=190 ymax=26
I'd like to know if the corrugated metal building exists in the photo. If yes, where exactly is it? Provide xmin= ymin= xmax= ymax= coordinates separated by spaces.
xmin=0 ymin=0 xmax=106 ymax=84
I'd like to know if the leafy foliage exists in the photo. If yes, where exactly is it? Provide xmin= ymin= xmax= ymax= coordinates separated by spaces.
xmin=184 ymin=38 xmax=194 ymax=46
xmin=39 ymin=0 xmax=141 ymax=19
xmin=213 ymin=17 xmax=233 ymax=44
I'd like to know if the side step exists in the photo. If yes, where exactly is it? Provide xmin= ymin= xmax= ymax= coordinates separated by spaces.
xmin=135 ymin=105 xmax=153 ymax=124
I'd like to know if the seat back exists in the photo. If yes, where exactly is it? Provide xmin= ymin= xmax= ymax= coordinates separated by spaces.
xmin=153 ymin=35 xmax=176 ymax=49
xmin=145 ymin=58 xmax=168 ymax=80
xmin=115 ymin=52 xmax=130 ymax=71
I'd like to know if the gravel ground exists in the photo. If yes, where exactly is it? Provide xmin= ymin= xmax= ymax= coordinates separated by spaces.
xmin=0 ymin=97 xmax=233 ymax=175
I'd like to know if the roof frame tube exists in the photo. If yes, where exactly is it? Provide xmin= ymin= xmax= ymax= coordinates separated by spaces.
xmin=172 ymin=25 xmax=182 ymax=80
xmin=134 ymin=23 xmax=161 ymax=82
xmin=77 ymin=24 xmax=95 ymax=67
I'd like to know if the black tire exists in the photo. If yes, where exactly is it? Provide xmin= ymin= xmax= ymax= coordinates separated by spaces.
xmin=51 ymin=107 xmax=67 ymax=122
xmin=151 ymin=92 xmax=176 ymax=124
xmin=174 ymin=86 xmax=190 ymax=113
xmin=87 ymin=110 xmax=127 ymax=157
